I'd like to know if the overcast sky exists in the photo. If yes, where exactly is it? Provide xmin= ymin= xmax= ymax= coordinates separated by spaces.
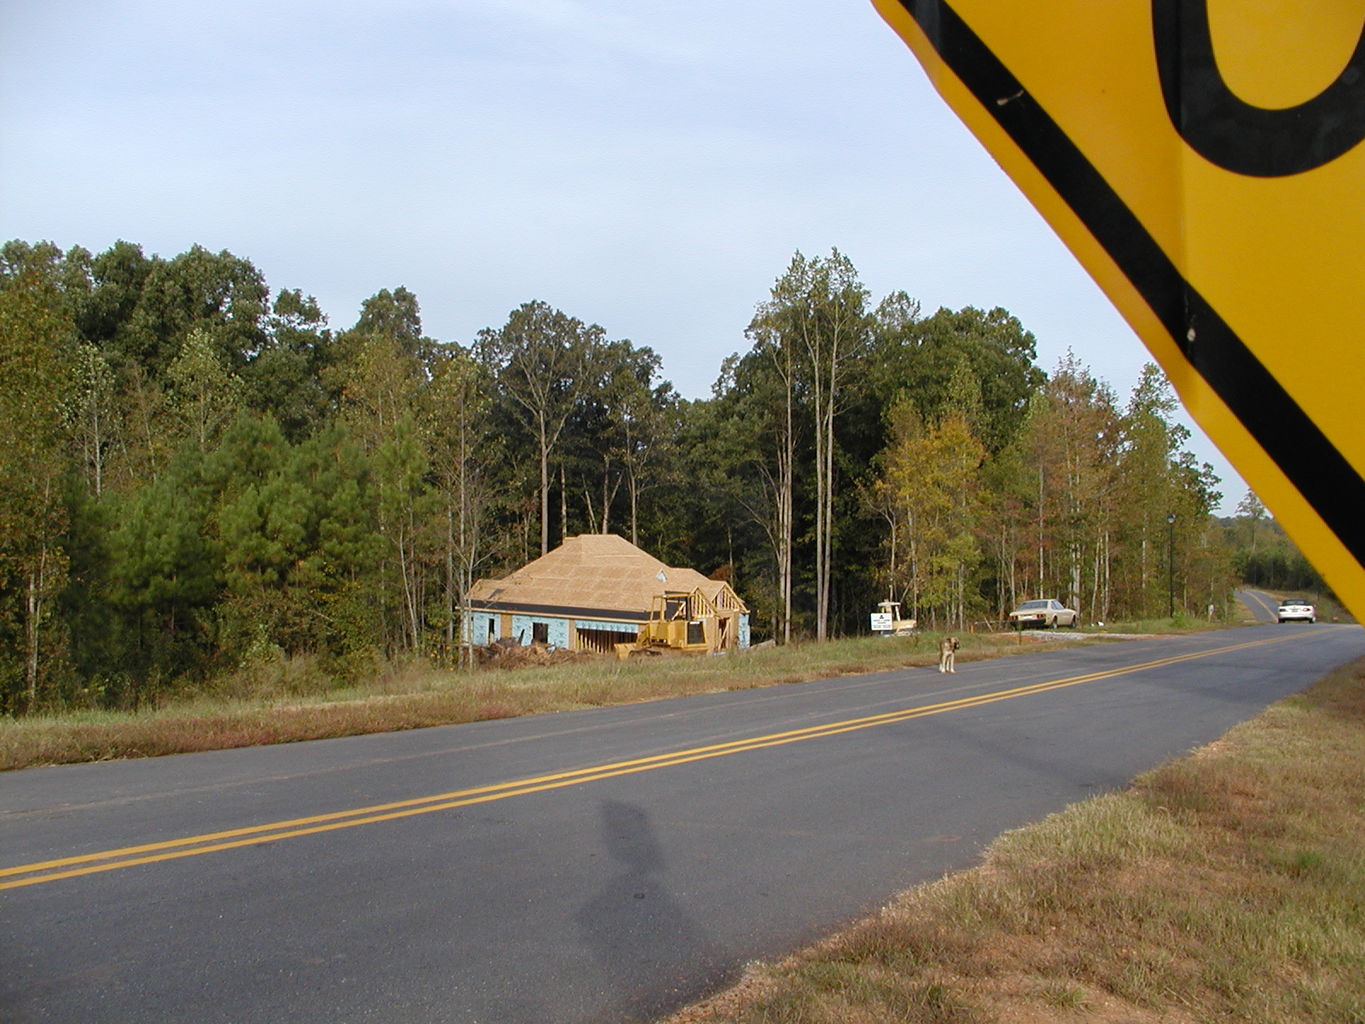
xmin=1 ymin=0 xmax=1249 ymax=511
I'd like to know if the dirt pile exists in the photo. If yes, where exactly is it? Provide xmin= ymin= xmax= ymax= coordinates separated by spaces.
xmin=478 ymin=639 xmax=590 ymax=668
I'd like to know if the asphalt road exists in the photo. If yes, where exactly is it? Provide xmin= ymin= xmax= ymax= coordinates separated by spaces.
xmin=1236 ymin=587 xmax=1282 ymax=623
xmin=5 ymin=624 xmax=1363 ymax=1024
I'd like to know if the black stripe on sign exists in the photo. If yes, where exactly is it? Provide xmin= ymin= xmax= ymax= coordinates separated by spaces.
xmin=891 ymin=0 xmax=1365 ymax=566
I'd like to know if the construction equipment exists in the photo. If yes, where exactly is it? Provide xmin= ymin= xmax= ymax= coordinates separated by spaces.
xmin=870 ymin=599 xmax=917 ymax=635
xmin=614 ymin=588 xmax=742 ymax=659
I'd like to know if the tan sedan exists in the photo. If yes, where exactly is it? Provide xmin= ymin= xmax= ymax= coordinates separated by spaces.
xmin=1007 ymin=598 xmax=1079 ymax=628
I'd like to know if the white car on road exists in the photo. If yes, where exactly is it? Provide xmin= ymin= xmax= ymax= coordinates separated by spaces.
xmin=1007 ymin=598 xmax=1078 ymax=629
xmin=1276 ymin=598 xmax=1316 ymax=623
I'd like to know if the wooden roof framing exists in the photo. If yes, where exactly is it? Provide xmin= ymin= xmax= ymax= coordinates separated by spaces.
xmin=467 ymin=534 xmax=747 ymax=622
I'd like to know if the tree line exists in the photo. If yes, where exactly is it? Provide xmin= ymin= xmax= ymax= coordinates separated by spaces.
xmin=1 ymin=239 xmax=1247 ymax=713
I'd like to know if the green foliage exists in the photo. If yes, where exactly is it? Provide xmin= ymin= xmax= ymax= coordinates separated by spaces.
xmin=79 ymin=240 xmax=152 ymax=347
xmin=1224 ymin=494 xmax=1330 ymax=595
xmin=875 ymin=406 xmax=987 ymax=626
xmin=241 ymin=288 xmax=334 ymax=440
xmin=871 ymin=303 xmax=1044 ymax=455
xmin=120 ymin=244 xmax=268 ymax=375
xmin=105 ymin=445 xmax=220 ymax=685
xmin=0 ymin=236 xmax=1245 ymax=708
xmin=0 ymin=269 xmax=79 ymax=711
xmin=166 ymin=327 xmax=246 ymax=451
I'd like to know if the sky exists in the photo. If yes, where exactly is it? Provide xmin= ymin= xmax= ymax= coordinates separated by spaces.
xmin=1 ymin=0 xmax=1250 ymax=512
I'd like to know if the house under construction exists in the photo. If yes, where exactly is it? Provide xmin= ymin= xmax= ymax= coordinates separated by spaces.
xmin=464 ymin=534 xmax=750 ymax=656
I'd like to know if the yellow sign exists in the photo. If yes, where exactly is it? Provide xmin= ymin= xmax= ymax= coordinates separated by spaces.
xmin=871 ymin=0 xmax=1365 ymax=621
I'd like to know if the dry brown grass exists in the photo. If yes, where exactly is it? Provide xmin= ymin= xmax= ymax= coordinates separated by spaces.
xmin=1 ymin=631 xmax=1051 ymax=770
xmin=661 ymin=657 xmax=1365 ymax=1024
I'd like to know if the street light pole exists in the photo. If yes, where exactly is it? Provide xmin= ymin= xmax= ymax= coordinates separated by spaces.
xmin=1166 ymin=512 xmax=1176 ymax=618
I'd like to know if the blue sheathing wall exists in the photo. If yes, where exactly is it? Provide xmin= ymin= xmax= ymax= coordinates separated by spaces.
xmin=464 ymin=612 xmax=500 ymax=646
xmin=468 ymin=611 xmax=739 ymax=649
xmin=509 ymin=615 xmax=571 ymax=648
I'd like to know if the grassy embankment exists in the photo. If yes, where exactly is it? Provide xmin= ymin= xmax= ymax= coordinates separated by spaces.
xmin=661 ymin=657 xmax=1365 ymax=1024
xmin=2 ymin=626 xmax=1104 ymax=771
xmin=0 ymin=600 xmax=1301 ymax=772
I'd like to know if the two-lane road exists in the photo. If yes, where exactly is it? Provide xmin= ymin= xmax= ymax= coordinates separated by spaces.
xmin=4 ymin=624 xmax=1363 ymax=1023
xmin=1237 ymin=587 xmax=1282 ymax=622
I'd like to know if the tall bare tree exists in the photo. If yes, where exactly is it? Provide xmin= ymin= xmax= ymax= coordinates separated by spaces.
xmin=1022 ymin=353 xmax=1120 ymax=621
xmin=755 ymin=250 xmax=869 ymax=640
xmin=477 ymin=301 xmax=602 ymax=555
xmin=745 ymin=300 xmax=799 ymax=643
xmin=67 ymin=341 xmax=117 ymax=495
xmin=596 ymin=341 xmax=675 ymax=546
xmin=424 ymin=346 xmax=500 ymax=667
xmin=335 ymin=292 xmax=429 ymax=654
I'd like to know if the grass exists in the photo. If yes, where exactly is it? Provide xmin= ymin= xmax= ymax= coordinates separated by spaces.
xmin=660 ymin=657 xmax=1365 ymax=1024
xmin=2 ymin=629 xmax=1065 ymax=771
xmin=6 ymin=590 xmax=1332 ymax=772
xmin=2 ymin=609 xmax=1272 ymax=771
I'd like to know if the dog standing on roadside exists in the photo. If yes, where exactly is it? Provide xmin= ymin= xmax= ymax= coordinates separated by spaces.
xmin=938 ymin=636 xmax=960 ymax=674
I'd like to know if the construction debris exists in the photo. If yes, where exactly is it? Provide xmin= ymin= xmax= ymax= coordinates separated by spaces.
xmin=477 ymin=640 xmax=588 ymax=669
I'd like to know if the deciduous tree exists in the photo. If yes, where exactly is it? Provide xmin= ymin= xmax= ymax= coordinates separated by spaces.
xmin=0 ymin=273 xmax=76 ymax=710
xmin=423 ymin=347 xmax=501 ymax=666
xmin=476 ymin=301 xmax=602 ymax=555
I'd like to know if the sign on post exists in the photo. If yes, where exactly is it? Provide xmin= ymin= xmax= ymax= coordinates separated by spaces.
xmin=871 ymin=0 xmax=1365 ymax=620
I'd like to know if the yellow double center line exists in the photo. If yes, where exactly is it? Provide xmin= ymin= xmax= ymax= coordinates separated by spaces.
xmin=2 ymin=631 xmax=1311 ymax=891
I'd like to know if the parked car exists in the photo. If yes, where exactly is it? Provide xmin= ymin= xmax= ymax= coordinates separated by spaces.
xmin=1276 ymin=598 xmax=1316 ymax=623
xmin=1007 ymin=598 xmax=1078 ymax=629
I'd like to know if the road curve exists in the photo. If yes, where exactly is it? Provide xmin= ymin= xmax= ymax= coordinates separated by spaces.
xmin=4 ymin=624 xmax=1363 ymax=1023
xmin=1236 ymin=587 xmax=1281 ymax=622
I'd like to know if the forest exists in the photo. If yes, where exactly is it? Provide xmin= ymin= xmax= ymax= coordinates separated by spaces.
xmin=0 ymin=239 xmax=1321 ymax=714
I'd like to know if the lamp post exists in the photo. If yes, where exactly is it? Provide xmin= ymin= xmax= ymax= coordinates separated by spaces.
xmin=1166 ymin=512 xmax=1176 ymax=619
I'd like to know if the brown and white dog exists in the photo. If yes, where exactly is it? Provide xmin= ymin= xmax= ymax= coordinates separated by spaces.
xmin=938 ymin=636 xmax=960 ymax=673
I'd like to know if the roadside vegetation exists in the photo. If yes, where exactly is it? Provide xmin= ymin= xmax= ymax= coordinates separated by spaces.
xmin=8 ymin=595 xmax=1340 ymax=771
xmin=661 ymin=657 xmax=1365 ymax=1024
xmin=1 ymin=628 xmax=1096 ymax=770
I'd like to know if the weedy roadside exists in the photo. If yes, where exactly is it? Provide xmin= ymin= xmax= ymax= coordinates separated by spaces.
xmin=0 ymin=617 xmax=1251 ymax=772
xmin=2 ymin=630 xmax=1081 ymax=770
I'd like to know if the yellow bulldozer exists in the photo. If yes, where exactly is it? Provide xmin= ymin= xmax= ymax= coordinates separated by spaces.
xmin=614 ymin=587 xmax=743 ymax=659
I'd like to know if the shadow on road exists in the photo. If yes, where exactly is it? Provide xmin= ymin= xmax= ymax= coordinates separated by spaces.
xmin=574 ymin=800 xmax=725 ymax=1020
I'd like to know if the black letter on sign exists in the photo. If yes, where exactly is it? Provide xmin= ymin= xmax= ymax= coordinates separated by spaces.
xmin=1152 ymin=0 xmax=1365 ymax=176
